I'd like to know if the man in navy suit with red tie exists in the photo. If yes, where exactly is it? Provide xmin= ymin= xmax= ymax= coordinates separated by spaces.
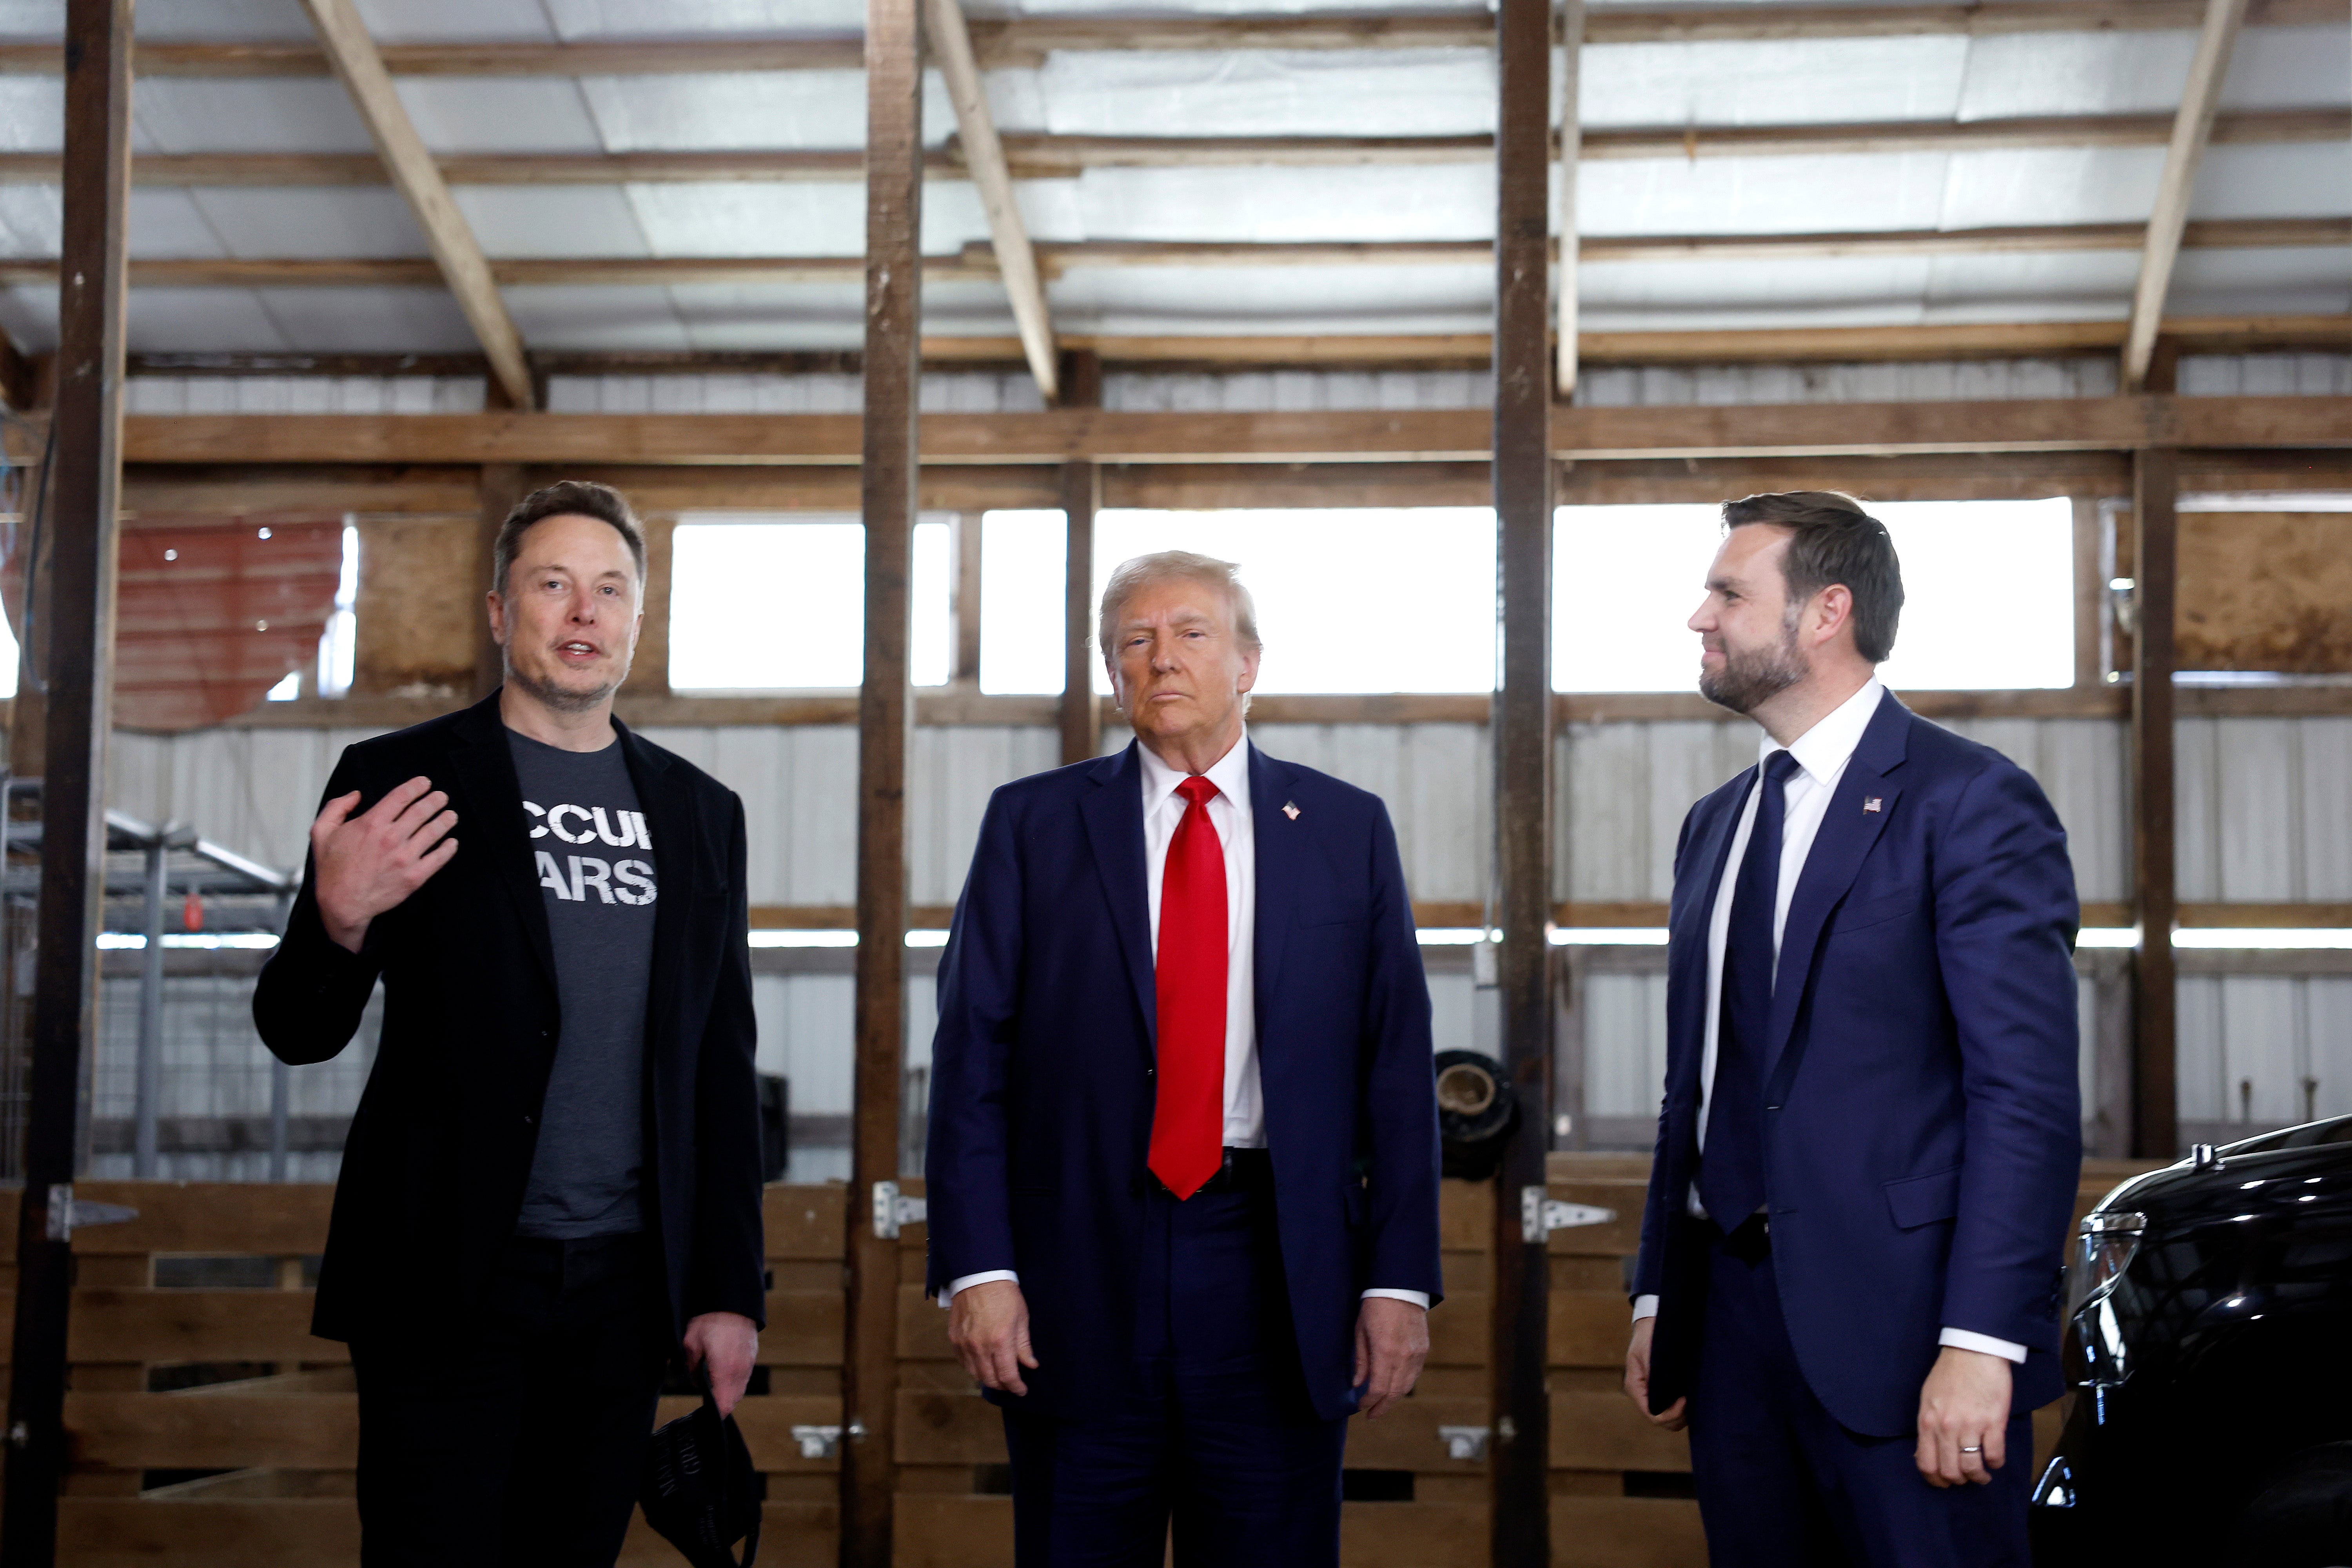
xmin=925 ymin=550 xmax=1443 ymax=1568
xmin=1621 ymin=492 xmax=2082 ymax=1567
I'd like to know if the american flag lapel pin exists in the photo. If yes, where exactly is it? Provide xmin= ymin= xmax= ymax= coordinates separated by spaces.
xmin=1282 ymin=801 xmax=1301 ymax=820
xmin=1863 ymin=797 xmax=1882 ymax=814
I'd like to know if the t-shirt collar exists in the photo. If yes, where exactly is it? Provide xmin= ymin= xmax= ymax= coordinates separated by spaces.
xmin=1138 ymin=728 xmax=1252 ymax=815
xmin=1760 ymin=676 xmax=1884 ymax=788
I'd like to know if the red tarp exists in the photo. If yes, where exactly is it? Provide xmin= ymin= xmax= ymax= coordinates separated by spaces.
xmin=4 ymin=514 xmax=346 ymax=731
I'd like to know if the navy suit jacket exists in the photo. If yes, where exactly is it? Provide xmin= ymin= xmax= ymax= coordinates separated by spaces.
xmin=1632 ymin=691 xmax=2082 ymax=1438
xmin=924 ymin=739 xmax=1444 ymax=1422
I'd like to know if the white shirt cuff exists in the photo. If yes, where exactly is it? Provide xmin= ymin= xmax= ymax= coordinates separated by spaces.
xmin=1938 ymin=1327 xmax=2027 ymax=1364
xmin=939 ymin=1269 xmax=1018 ymax=1308
xmin=1361 ymin=1289 xmax=1430 ymax=1309
xmin=1632 ymin=1294 xmax=1659 ymax=1322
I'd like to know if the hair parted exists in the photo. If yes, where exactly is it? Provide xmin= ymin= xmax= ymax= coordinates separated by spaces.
xmin=1096 ymin=550 xmax=1263 ymax=659
xmin=491 ymin=480 xmax=647 ymax=599
xmin=1721 ymin=490 xmax=1904 ymax=664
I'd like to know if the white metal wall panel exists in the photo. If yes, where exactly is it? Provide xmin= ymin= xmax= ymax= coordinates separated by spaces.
xmin=2178 ymin=717 xmax=2352 ymax=903
xmin=1555 ymin=720 xmax=1759 ymax=903
xmin=125 ymin=375 xmax=485 ymax=414
xmin=2176 ymin=973 xmax=2352 ymax=1132
xmin=1249 ymin=722 xmax=1489 ymax=906
xmin=1581 ymin=970 xmax=1671 ymax=1122
xmin=909 ymin=726 xmax=1060 ymax=908
xmin=634 ymin=724 xmax=860 ymax=907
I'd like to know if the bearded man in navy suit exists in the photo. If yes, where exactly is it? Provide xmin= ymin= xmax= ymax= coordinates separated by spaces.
xmin=1621 ymin=492 xmax=2081 ymax=1567
xmin=924 ymin=550 xmax=1443 ymax=1568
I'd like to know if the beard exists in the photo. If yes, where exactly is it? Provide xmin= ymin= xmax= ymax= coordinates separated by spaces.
xmin=505 ymin=658 xmax=623 ymax=714
xmin=1699 ymin=613 xmax=1807 ymax=714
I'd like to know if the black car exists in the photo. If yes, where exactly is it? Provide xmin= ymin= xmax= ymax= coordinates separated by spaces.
xmin=2032 ymin=1117 xmax=2352 ymax=1566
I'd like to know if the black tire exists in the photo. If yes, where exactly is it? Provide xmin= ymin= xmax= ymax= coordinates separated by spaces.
xmin=2225 ymin=1442 xmax=2352 ymax=1568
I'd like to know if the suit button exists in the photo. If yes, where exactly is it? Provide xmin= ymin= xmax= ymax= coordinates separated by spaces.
xmin=1145 ymin=1067 xmax=1155 ymax=1078
xmin=522 ymin=1115 xmax=535 ymax=1127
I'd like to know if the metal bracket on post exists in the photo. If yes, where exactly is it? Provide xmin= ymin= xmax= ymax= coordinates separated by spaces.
xmin=871 ymin=1180 xmax=927 ymax=1239
xmin=789 ymin=1419 xmax=867 ymax=1460
xmin=1520 ymin=1185 xmax=1615 ymax=1244
xmin=1437 ymin=1425 xmax=1492 ymax=1462
xmin=45 ymin=1183 xmax=136 ymax=1241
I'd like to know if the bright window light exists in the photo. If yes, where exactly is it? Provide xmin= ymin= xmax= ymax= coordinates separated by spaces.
xmin=1552 ymin=499 xmax=2075 ymax=692
xmin=670 ymin=515 xmax=951 ymax=692
xmin=0 ymin=592 xmax=19 ymax=701
xmin=317 ymin=520 xmax=357 ymax=698
xmin=982 ymin=508 xmax=1500 ymax=696
xmin=980 ymin=510 xmax=1066 ymax=693
xmin=265 ymin=671 xmax=300 ymax=701
xmin=911 ymin=519 xmax=951 ymax=687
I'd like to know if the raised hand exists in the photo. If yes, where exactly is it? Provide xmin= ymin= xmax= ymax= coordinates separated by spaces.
xmin=311 ymin=776 xmax=459 ymax=953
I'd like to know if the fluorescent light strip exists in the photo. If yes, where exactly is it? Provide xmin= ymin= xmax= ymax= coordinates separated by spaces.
xmin=97 ymin=933 xmax=280 ymax=950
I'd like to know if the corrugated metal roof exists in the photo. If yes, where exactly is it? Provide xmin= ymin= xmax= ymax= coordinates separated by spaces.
xmin=0 ymin=0 xmax=2328 ymax=351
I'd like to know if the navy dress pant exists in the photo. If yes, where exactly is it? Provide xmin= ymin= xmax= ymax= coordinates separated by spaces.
xmin=1686 ymin=1220 xmax=2031 ymax=1568
xmin=1002 ymin=1154 xmax=1349 ymax=1568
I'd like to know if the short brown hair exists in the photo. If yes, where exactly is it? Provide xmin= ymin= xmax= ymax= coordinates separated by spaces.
xmin=492 ymin=481 xmax=646 ymax=598
xmin=1721 ymin=490 xmax=1904 ymax=663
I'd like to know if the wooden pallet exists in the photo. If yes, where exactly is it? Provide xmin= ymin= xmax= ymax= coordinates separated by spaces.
xmin=0 ymin=1156 xmax=2156 ymax=1567
xmin=0 ymin=1181 xmax=848 ymax=1567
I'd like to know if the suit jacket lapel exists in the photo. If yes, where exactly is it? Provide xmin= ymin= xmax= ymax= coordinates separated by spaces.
xmin=1249 ymin=744 xmax=1301 ymax=1025
xmin=1764 ymin=691 xmax=1910 ymax=1087
xmin=445 ymin=693 xmax=558 ymax=997
xmin=618 ymin=719 xmax=691 ymax=1067
xmin=1668 ymin=772 xmax=1749 ymax=1102
xmin=1078 ymin=742 xmax=1158 ymax=1050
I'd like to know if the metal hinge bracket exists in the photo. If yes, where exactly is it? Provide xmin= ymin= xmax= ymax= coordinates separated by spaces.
xmin=1521 ymin=1186 xmax=1615 ymax=1244
xmin=46 ymin=1184 xmax=136 ymax=1242
xmin=788 ymin=1419 xmax=867 ymax=1460
xmin=1437 ymin=1424 xmax=1491 ymax=1462
xmin=872 ymin=1180 xmax=928 ymax=1240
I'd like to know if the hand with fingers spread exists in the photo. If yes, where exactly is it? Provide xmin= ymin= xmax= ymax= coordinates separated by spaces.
xmin=948 ymin=1279 xmax=1037 ymax=1397
xmin=311 ymin=775 xmax=461 ymax=953
xmin=1623 ymin=1316 xmax=1689 ymax=1431
xmin=1354 ymin=1296 xmax=1428 ymax=1419
xmin=1915 ymin=1345 xmax=2011 ymax=1488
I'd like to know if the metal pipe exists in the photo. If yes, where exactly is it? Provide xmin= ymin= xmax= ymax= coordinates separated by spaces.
xmin=132 ymin=833 xmax=163 ymax=1179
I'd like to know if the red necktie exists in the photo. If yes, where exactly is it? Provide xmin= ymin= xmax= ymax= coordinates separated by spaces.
xmin=1149 ymin=775 xmax=1227 ymax=1200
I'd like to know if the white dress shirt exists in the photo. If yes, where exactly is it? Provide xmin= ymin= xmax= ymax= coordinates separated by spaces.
xmin=946 ymin=732 xmax=1427 ymax=1311
xmin=1630 ymin=680 xmax=2025 ymax=1366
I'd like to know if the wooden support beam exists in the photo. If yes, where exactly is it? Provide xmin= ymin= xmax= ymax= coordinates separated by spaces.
xmin=845 ymin=0 xmax=922 ymax=1560
xmin=472 ymin=465 xmax=526 ymax=700
xmin=1491 ymin=0 xmax=1555 ymax=1556
xmin=2124 ymin=0 xmax=2251 ymax=390
xmin=950 ymin=513 xmax=983 ymax=684
xmin=1 ymin=0 xmax=130 ymax=1559
xmin=0 ymin=107 xmax=2332 ymax=188
xmin=2130 ymin=452 xmax=2181 ymax=1160
xmin=1555 ymin=0 xmax=1583 ymax=399
xmin=620 ymin=513 xmax=676 ymax=697
xmin=924 ymin=0 xmax=1058 ymax=402
xmin=7 ymin=215 xmax=2333 ymax=293
xmin=1058 ymin=350 xmax=1103 ymax=766
xmin=0 ymin=5 xmax=2332 ymax=79
xmin=109 ymin=312 xmax=2352 ymax=378
xmin=2073 ymin=496 xmax=2105 ymax=690
xmin=77 ymin=393 xmax=2352 ymax=469
xmin=295 ymin=0 xmax=534 ymax=410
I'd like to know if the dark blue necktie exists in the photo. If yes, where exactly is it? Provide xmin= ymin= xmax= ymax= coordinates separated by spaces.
xmin=1700 ymin=748 xmax=1800 ymax=1229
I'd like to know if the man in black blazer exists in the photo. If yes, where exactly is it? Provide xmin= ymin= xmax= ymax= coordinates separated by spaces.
xmin=254 ymin=481 xmax=765 ymax=1568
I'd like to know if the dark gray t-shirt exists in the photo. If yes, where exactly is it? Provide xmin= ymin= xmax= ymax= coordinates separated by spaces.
xmin=507 ymin=729 xmax=658 ymax=1239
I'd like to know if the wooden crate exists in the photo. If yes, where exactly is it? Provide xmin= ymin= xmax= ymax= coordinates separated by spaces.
xmin=23 ymin=1180 xmax=849 ymax=1568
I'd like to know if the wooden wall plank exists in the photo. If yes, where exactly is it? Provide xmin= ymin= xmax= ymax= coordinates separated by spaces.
xmin=1549 ymin=1496 xmax=1708 ymax=1568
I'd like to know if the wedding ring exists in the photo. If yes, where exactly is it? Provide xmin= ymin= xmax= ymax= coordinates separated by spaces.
xmin=1959 ymin=1445 xmax=1982 ymax=1454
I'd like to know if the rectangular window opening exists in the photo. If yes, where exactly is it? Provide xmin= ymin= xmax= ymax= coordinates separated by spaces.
xmin=668 ymin=514 xmax=953 ymax=692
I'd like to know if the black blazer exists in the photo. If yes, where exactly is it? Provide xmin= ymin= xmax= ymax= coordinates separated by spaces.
xmin=253 ymin=692 xmax=766 ymax=1347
